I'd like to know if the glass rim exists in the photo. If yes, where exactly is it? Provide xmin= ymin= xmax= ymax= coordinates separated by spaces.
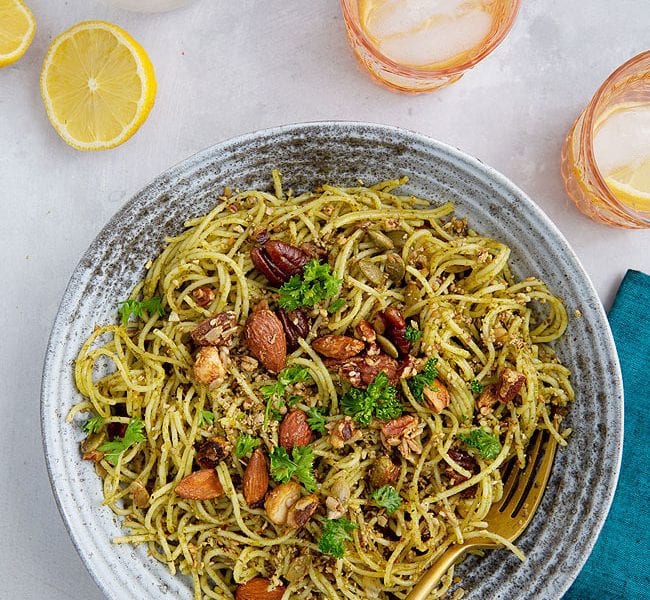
xmin=340 ymin=0 xmax=522 ymax=78
xmin=580 ymin=50 xmax=650 ymax=223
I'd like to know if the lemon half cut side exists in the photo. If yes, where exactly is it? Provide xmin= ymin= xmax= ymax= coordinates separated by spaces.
xmin=40 ymin=21 xmax=157 ymax=151
xmin=0 ymin=0 xmax=36 ymax=67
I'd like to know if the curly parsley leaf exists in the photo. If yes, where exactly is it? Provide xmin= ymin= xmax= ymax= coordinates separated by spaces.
xmin=82 ymin=415 xmax=104 ymax=434
xmin=307 ymin=407 xmax=327 ymax=434
xmin=278 ymin=260 xmax=342 ymax=311
xmin=459 ymin=428 xmax=502 ymax=460
xmin=404 ymin=325 xmax=423 ymax=342
xmin=118 ymin=296 xmax=165 ymax=327
xmin=371 ymin=485 xmax=402 ymax=515
xmin=341 ymin=371 xmax=402 ymax=426
xmin=235 ymin=434 xmax=261 ymax=458
xmin=269 ymin=445 xmax=316 ymax=491
xmin=407 ymin=358 xmax=438 ymax=401
xmin=470 ymin=379 xmax=484 ymax=394
xmin=318 ymin=518 xmax=358 ymax=559
xmin=98 ymin=418 xmax=145 ymax=465
xmin=198 ymin=410 xmax=214 ymax=427
xmin=327 ymin=298 xmax=346 ymax=314
xmin=261 ymin=365 xmax=311 ymax=427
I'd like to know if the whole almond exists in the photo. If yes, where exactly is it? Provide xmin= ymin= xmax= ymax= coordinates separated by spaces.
xmin=244 ymin=309 xmax=287 ymax=373
xmin=235 ymin=577 xmax=286 ymax=600
xmin=312 ymin=335 xmax=365 ymax=359
xmin=175 ymin=469 xmax=224 ymax=500
xmin=243 ymin=448 xmax=269 ymax=507
xmin=278 ymin=409 xmax=312 ymax=451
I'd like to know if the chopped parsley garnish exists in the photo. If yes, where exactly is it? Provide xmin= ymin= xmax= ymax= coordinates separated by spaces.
xmin=278 ymin=259 xmax=342 ymax=310
xmin=459 ymin=428 xmax=502 ymax=460
xmin=404 ymin=325 xmax=423 ymax=342
xmin=327 ymin=298 xmax=346 ymax=314
xmin=82 ymin=415 xmax=104 ymax=434
xmin=408 ymin=358 xmax=438 ymax=401
xmin=98 ymin=418 xmax=146 ymax=465
xmin=307 ymin=407 xmax=327 ymax=434
xmin=269 ymin=445 xmax=316 ymax=491
xmin=260 ymin=365 xmax=311 ymax=427
xmin=371 ymin=485 xmax=402 ymax=515
xmin=318 ymin=518 xmax=358 ymax=559
xmin=118 ymin=296 xmax=165 ymax=327
xmin=198 ymin=410 xmax=215 ymax=427
xmin=234 ymin=434 xmax=260 ymax=458
xmin=340 ymin=371 xmax=402 ymax=427
xmin=470 ymin=380 xmax=484 ymax=394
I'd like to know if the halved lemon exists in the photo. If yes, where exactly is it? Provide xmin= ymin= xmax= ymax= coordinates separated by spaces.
xmin=0 ymin=0 xmax=36 ymax=67
xmin=605 ymin=156 xmax=650 ymax=212
xmin=40 ymin=21 xmax=156 ymax=151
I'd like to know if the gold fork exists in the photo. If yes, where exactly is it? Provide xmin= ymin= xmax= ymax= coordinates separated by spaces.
xmin=406 ymin=429 xmax=558 ymax=600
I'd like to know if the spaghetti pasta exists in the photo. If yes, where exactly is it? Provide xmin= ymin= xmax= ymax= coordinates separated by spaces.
xmin=70 ymin=174 xmax=573 ymax=599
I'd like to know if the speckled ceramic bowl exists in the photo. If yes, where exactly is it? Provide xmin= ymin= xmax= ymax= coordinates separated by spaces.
xmin=41 ymin=122 xmax=623 ymax=600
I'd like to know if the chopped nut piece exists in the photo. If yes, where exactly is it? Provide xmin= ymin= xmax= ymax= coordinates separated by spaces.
xmin=193 ymin=346 xmax=229 ymax=387
xmin=286 ymin=493 xmax=320 ymax=528
xmin=264 ymin=481 xmax=302 ymax=525
xmin=279 ymin=409 xmax=313 ymax=451
xmin=370 ymin=455 xmax=400 ymax=488
xmin=191 ymin=286 xmax=215 ymax=308
xmin=423 ymin=381 xmax=450 ymax=413
xmin=477 ymin=384 xmax=499 ymax=415
xmin=82 ymin=449 xmax=104 ymax=462
xmin=277 ymin=308 xmax=310 ymax=351
xmin=328 ymin=416 xmax=361 ymax=449
xmin=191 ymin=311 xmax=238 ymax=346
xmin=312 ymin=335 xmax=365 ymax=359
xmin=325 ymin=495 xmax=346 ymax=519
xmin=325 ymin=353 xmax=399 ymax=388
xmin=243 ymin=448 xmax=269 ymax=508
xmin=354 ymin=320 xmax=376 ymax=344
xmin=497 ymin=368 xmax=526 ymax=403
xmin=380 ymin=415 xmax=423 ymax=459
xmin=130 ymin=481 xmax=150 ymax=508
xmin=445 ymin=448 xmax=479 ymax=497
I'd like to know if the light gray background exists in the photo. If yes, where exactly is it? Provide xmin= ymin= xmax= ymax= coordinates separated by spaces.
xmin=1 ymin=1 xmax=649 ymax=598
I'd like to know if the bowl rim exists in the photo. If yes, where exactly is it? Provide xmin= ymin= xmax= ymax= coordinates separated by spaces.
xmin=41 ymin=120 xmax=623 ymax=600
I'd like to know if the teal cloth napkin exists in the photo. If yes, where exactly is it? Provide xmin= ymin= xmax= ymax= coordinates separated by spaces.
xmin=564 ymin=270 xmax=650 ymax=600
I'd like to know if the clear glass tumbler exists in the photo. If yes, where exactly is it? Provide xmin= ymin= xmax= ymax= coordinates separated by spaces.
xmin=340 ymin=0 xmax=521 ymax=93
xmin=561 ymin=52 xmax=650 ymax=229
xmin=101 ymin=0 xmax=195 ymax=12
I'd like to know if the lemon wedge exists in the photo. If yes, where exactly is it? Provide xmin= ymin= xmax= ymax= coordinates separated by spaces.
xmin=0 ymin=0 xmax=36 ymax=67
xmin=605 ymin=156 xmax=650 ymax=212
xmin=40 ymin=21 xmax=156 ymax=151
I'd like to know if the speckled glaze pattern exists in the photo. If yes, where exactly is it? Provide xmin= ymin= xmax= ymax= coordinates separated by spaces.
xmin=41 ymin=122 xmax=623 ymax=600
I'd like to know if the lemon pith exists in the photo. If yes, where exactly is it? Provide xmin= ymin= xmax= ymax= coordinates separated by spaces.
xmin=40 ymin=21 xmax=156 ymax=151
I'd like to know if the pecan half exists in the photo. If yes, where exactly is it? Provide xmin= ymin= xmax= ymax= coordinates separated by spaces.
xmin=423 ymin=381 xmax=450 ymax=413
xmin=496 ymin=368 xmax=526 ymax=403
xmin=380 ymin=415 xmax=422 ymax=459
xmin=192 ymin=286 xmax=215 ymax=308
xmin=250 ymin=240 xmax=310 ymax=286
xmin=325 ymin=353 xmax=399 ymax=388
xmin=191 ymin=311 xmax=238 ymax=347
xmin=196 ymin=436 xmax=231 ymax=469
xmin=286 ymin=493 xmax=320 ymax=528
xmin=277 ymin=308 xmax=310 ymax=352
xmin=244 ymin=309 xmax=287 ymax=373
xmin=312 ymin=335 xmax=365 ymax=360
xmin=354 ymin=320 xmax=376 ymax=344
xmin=279 ymin=409 xmax=313 ymax=451
xmin=376 ymin=307 xmax=410 ymax=356
xmin=370 ymin=455 xmax=400 ymax=489
xmin=235 ymin=578 xmax=286 ymax=600
xmin=175 ymin=469 xmax=224 ymax=500
xmin=243 ymin=448 xmax=269 ymax=508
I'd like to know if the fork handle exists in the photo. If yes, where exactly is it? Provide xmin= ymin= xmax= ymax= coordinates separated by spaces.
xmin=405 ymin=544 xmax=470 ymax=600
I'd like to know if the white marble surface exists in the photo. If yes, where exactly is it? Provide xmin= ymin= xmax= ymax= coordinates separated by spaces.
xmin=1 ymin=1 xmax=649 ymax=598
